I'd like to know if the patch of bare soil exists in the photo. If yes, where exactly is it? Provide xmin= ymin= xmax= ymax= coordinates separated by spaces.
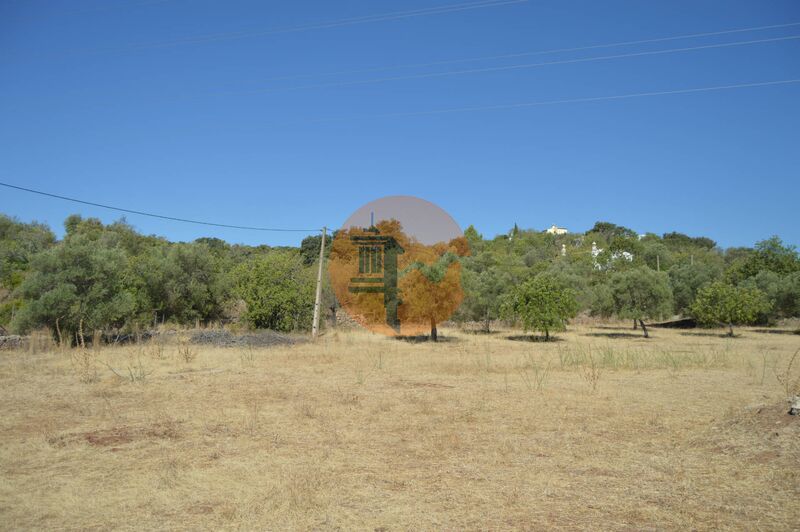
xmin=690 ymin=401 xmax=800 ymax=461
xmin=724 ymin=401 xmax=798 ymax=432
xmin=47 ymin=421 xmax=182 ymax=449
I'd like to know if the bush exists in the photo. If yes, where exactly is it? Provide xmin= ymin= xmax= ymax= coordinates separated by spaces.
xmin=740 ymin=270 xmax=800 ymax=321
xmin=234 ymin=252 xmax=315 ymax=332
xmin=668 ymin=262 xmax=721 ymax=315
xmin=501 ymin=275 xmax=578 ymax=340
xmin=11 ymin=232 xmax=135 ymax=344
xmin=609 ymin=267 xmax=673 ymax=337
xmin=691 ymin=281 xmax=771 ymax=336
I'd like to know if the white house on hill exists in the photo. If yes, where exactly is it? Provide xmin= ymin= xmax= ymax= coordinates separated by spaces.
xmin=546 ymin=224 xmax=568 ymax=235
xmin=591 ymin=241 xmax=633 ymax=270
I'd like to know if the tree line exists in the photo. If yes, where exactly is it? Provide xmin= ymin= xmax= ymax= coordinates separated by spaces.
xmin=1 ymin=214 xmax=798 ymax=342
xmin=0 ymin=214 xmax=330 ymax=344
xmin=456 ymin=222 xmax=799 ymax=337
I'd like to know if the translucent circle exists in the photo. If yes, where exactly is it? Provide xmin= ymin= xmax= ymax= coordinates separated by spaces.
xmin=329 ymin=196 xmax=468 ymax=336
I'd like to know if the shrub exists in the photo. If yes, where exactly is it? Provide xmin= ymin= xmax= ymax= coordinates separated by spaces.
xmin=501 ymin=275 xmax=578 ymax=340
xmin=234 ymin=251 xmax=315 ymax=332
xmin=691 ymin=281 xmax=771 ymax=336
xmin=609 ymin=267 xmax=673 ymax=337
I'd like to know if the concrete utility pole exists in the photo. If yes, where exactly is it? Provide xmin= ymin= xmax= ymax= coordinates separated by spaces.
xmin=312 ymin=226 xmax=327 ymax=338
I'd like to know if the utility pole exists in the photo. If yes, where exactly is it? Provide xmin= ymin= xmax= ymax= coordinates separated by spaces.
xmin=656 ymin=254 xmax=660 ymax=272
xmin=312 ymin=226 xmax=327 ymax=338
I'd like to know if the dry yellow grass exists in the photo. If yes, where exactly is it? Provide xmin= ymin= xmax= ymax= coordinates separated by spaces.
xmin=1 ymin=325 xmax=798 ymax=530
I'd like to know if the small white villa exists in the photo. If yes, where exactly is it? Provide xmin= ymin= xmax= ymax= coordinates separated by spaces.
xmin=591 ymin=241 xmax=634 ymax=270
xmin=545 ymin=224 xmax=568 ymax=235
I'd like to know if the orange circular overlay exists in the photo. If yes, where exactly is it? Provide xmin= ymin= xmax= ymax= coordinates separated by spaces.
xmin=329 ymin=196 xmax=469 ymax=336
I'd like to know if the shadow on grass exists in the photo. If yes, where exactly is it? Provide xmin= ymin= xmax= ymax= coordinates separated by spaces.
xmin=393 ymin=335 xmax=461 ymax=344
xmin=679 ymin=331 xmax=737 ymax=338
xmin=459 ymin=329 xmax=500 ymax=335
xmin=584 ymin=332 xmax=644 ymax=339
xmin=506 ymin=335 xmax=565 ymax=343
xmin=592 ymin=325 xmax=639 ymax=332
xmin=752 ymin=329 xmax=800 ymax=336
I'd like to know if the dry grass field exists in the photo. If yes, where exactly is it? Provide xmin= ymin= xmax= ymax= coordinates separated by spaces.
xmin=1 ymin=325 xmax=799 ymax=530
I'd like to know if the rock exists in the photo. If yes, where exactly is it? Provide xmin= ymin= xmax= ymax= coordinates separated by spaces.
xmin=790 ymin=396 xmax=800 ymax=416
xmin=0 ymin=335 xmax=25 ymax=350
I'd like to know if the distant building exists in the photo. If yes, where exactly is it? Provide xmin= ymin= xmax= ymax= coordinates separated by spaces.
xmin=592 ymin=241 xmax=633 ymax=270
xmin=546 ymin=224 xmax=568 ymax=235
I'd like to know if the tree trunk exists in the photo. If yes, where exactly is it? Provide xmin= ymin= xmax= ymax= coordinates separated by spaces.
xmin=544 ymin=327 xmax=550 ymax=341
xmin=728 ymin=323 xmax=734 ymax=337
xmin=639 ymin=319 xmax=649 ymax=339
xmin=78 ymin=318 xmax=86 ymax=349
xmin=55 ymin=317 xmax=63 ymax=348
xmin=430 ymin=318 xmax=438 ymax=342
xmin=633 ymin=319 xmax=638 ymax=330
xmin=484 ymin=309 xmax=490 ymax=333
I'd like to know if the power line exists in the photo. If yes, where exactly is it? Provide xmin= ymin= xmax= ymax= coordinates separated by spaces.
xmin=0 ymin=181 xmax=322 ymax=233
xmin=140 ymin=0 xmax=526 ymax=46
xmin=301 ymin=78 xmax=800 ymax=123
xmin=63 ymin=0 xmax=179 ymax=16
xmin=225 ymin=21 xmax=800 ymax=85
xmin=213 ymin=35 xmax=800 ymax=96
xmin=23 ymin=0 xmax=526 ymax=60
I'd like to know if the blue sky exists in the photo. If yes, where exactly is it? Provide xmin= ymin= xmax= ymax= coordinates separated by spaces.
xmin=1 ymin=0 xmax=799 ymax=249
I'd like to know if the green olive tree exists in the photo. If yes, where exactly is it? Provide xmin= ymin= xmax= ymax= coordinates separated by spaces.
xmin=691 ymin=281 xmax=771 ymax=336
xmin=501 ymin=275 xmax=578 ymax=341
xmin=609 ymin=267 xmax=673 ymax=338
xmin=234 ymin=251 xmax=315 ymax=332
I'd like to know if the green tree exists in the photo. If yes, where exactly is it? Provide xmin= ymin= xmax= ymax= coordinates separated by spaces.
xmin=609 ymin=267 xmax=673 ymax=338
xmin=234 ymin=251 xmax=315 ymax=331
xmin=459 ymin=265 xmax=513 ymax=332
xmin=641 ymin=240 xmax=671 ymax=271
xmin=662 ymin=232 xmax=716 ymax=250
xmin=539 ymin=264 xmax=593 ymax=310
xmin=11 ymin=232 xmax=135 ymax=344
xmin=0 ymin=215 xmax=56 ymax=328
xmin=299 ymin=232 xmax=332 ymax=265
xmin=500 ymin=275 xmax=578 ymax=341
xmin=740 ymin=271 xmax=800 ymax=322
xmin=463 ymin=225 xmax=483 ymax=253
xmin=130 ymin=242 xmax=231 ymax=326
xmin=587 ymin=221 xmax=637 ymax=241
xmin=588 ymin=281 xmax=615 ymax=318
xmin=725 ymin=236 xmax=800 ymax=284
xmin=668 ymin=262 xmax=721 ymax=314
xmin=691 ymin=281 xmax=771 ymax=336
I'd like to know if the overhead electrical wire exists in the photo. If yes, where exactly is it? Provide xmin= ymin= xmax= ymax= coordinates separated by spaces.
xmin=233 ymin=21 xmax=800 ymax=84
xmin=133 ymin=0 xmax=527 ymax=47
xmin=211 ymin=35 xmax=800 ymax=96
xmin=31 ymin=0 xmax=527 ymax=58
xmin=300 ymin=78 xmax=800 ymax=123
xmin=0 ymin=181 xmax=322 ymax=233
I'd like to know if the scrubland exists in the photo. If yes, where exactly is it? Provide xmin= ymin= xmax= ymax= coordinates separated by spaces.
xmin=1 ymin=325 xmax=798 ymax=530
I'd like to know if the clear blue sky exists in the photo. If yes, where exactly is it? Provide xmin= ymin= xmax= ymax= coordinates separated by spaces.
xmin=2 ymin=0 xmax=799 ymax=248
